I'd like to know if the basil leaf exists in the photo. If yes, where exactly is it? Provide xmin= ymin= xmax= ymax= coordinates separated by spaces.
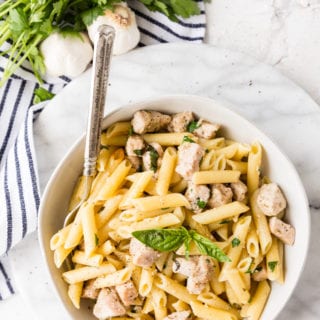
xmin=231 ymin=237 xmax=240 ymax=248
xmin=182 ymin=135 xmax=195 ymax=143
xmin=190 ymin=230 xmax=231 ymax=262
xmin=187 ymin=121 xmax=200 ymax=133
xmin=268 ymin=261 xmax=278 ymax=272
xmin=132 ymin=228 xmax=186 ymax=252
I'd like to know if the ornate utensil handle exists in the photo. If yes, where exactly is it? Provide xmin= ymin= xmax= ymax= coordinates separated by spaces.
xmin=83 ymin=25 xmax=115 ymax=177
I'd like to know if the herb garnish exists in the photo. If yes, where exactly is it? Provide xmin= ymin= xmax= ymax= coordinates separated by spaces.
xmin=147 ymin=145 xmax=159 ymax=172
xmin=33 ymin=87 xmax=55 ymax=104
xmin=0 ymin=1 xmax=201 ymax=86
xmin=128 ymin=127 xmax=134 ymax=136
xmin=187 ymin=121 xmax=200 ymax=133
xmin=220 ymin=219 xmax=230 ymax=224
xmin=268 ymin=261 xmax=278 ymax=272
xmin=95 ymin=234 xmax=99 ymax=246
xmin=196 ymin=199 xmax=207 ymax=209
xmin=231 ymin=237 xmax=240 ymax=248
xmin=133 ymin=149 xmax=143 ymax=156
xmin=132 ymin=227 xmax=231 ymax=263
xmin=182 ymin=135 xmax=195 ymax=143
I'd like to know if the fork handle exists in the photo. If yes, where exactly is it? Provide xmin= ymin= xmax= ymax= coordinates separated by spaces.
xmin=83 ymin=25 xmax=115 ymax=177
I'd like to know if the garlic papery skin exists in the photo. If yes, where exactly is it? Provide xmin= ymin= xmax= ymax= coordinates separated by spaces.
xmin=87 ymin=3 xmax=140 ymax=55
xmin=40 ymin=32 xmax=93 ymax=78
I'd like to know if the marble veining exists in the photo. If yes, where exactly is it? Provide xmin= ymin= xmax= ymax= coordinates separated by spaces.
xmin=5 ymin=43 xmax=320 ymax=320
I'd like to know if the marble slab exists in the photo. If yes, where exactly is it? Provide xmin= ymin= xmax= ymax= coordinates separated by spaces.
xmin=9 ymin=43 xmax=320 ymax=320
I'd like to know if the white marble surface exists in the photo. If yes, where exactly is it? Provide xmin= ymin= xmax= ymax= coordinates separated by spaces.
xmin=1 ymin=2 xmax=320 ymax=319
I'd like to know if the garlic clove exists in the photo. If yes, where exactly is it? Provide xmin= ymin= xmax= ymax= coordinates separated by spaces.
xmin=87 ymin=3 xmax=140 ymax=55
xmin=40 ymin=32 xmax=93 ymax=78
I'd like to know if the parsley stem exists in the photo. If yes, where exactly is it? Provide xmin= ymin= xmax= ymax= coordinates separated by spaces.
xmin=0 ymin=34 xmax=43 ymax=86
xmin=0 ymin=0 xmax=24 ymax=18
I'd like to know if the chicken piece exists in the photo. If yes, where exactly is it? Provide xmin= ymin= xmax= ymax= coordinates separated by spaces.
xmin=142 ymin=142 xmax=163 ymax=173
xmin=176 ymin=142 xmax=205 ymax=180
xmin=193 ymin=119 xmax=220 ymax=139
xmin=131 ymin=110 xmax=171 ymax=134
xmin=172 ymin=257 xmax=197 ymax=276
xmin=230 ymin=181 xmax=248 ymax=202
xmin=173 ymin=256 xmax=213 ymax=295
xmin=93 ymin=288 xmax=126 ymax=319
xmin=127 ymin=155 xmax=142 ymax=171
xmin=208 ymin=184 xmax=233 ymax=208
xmin=125 ymin=135 xmax=145 ymax=157
xmin=257 ymin=183 xmax=287 ymax=216
xmin=269 ymin=217 xmax=295 ymax=245
xmin=82 ymin=279 xmax=100 ymax=300
xmin=252 ymin=263 xmax=268 ymax=282
xmin=185 ymin=182 xmax=210 ymax=213
xmin=115 ymin=280 xmax=138 ymax=306
xmin=130 ymin=237 xmax=160 ymax=267
xmin=164 ymin=310 xmax=192 ymax=320
xmin=167 ymin=112 xmax=194 ymax=133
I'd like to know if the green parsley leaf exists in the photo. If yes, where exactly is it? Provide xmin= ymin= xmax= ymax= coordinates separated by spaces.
xmin=128 ymin=127 xmax=134 ymax=136
xmin=231 ymin=237 xmax=241 ymax=248
xmin=81 ymin=6 xmax=104 ymax=26
xmin=197 ymin=199 xmax=207 ymax=209
xmin=95 ymin=234 xmax=99 ymax=246
xmin=268 ymin=261 xmax=278 ymax=272
xmin=187 ymin=121 xmax=200 ymax=133
xmin=134 ymin=149 xmax=143 ymax=156
xmin=182 ymin=135 xmax=195 ymax=143
xmin=161 ymin=207 xmax=170 ymax=210
xmin=220 ymin=219 xmax=230 ymax=224
xmin=33 ymin=87 xmax=55 ymax=104
xmin=147 ymin=145 xmax=159 ymax=172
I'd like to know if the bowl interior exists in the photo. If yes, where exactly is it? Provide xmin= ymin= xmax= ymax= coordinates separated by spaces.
xmin=38 ymin=95 xmax=310 ymax=320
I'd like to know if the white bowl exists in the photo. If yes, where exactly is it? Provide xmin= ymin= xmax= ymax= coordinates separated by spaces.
xmin=38 ymin=95 xmax=310 ymax=320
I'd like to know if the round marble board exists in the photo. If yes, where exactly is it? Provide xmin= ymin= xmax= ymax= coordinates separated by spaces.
xmin=9 ymin=43 xmax=320 ymax=320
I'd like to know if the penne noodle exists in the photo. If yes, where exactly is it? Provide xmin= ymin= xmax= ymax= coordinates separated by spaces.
xmin=192 ymin=170 xmax=241 ymax=184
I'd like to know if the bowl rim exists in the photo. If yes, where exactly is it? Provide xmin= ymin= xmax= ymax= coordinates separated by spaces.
xmin=38 ymin=94 xmax=311 ymax=320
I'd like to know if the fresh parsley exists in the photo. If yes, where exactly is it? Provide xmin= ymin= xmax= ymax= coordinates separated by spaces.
xmin=147 ymin=145 xmax=159 ymax=172
xmin=33 ymin=87 xmax=55 ymax=104
xmin=132 ymin=227 xmax=231 ymax=263
xmin=128 ymin=127 xmax=134 ymax=136
xmin=182 ymin=135 xmax=195 ymax=143
xmin=0 ymin=0 xmax=202 ymax=86
xmin=231 ymin=237 xmax=240 ymax=248
xmin=196 ymin=199 xmax=207 ymax=209
xmin=133 ymin=149 xmax=143 ymax=156
xmin=220 ymin=219 xmax=230 ymax=225
xmin=187 ymin=120 xmax=200 ymax=133
xmin=268 ymin=261 xmax=278 ymax=272
xmin=95 ymin=233 xmax=99 ymax=246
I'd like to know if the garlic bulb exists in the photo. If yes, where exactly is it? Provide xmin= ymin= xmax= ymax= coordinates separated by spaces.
xmin=87 ymin=3 xmax=140 ymax=55
xmin=40 ymin=32 xmax=93 ymax=78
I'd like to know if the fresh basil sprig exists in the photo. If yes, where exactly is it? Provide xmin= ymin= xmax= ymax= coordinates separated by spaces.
xmin=132 ymin=227 xmax=230 ymax=262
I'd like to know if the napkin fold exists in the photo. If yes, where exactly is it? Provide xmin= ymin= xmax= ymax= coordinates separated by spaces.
xmin=0 ymin=0 xmax=206 ymax=300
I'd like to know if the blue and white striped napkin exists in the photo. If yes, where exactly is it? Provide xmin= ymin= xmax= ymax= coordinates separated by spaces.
xmin=0 ymin=0 xmax=206 ymax=300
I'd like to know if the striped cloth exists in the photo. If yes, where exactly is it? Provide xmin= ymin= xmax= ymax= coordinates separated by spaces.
xmin=0 ymin=0 xmax=206 ymax=300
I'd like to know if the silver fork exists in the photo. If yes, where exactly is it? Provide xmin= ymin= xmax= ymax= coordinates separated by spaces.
xmin=63 ymin=25 xmax=115 ymax=228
